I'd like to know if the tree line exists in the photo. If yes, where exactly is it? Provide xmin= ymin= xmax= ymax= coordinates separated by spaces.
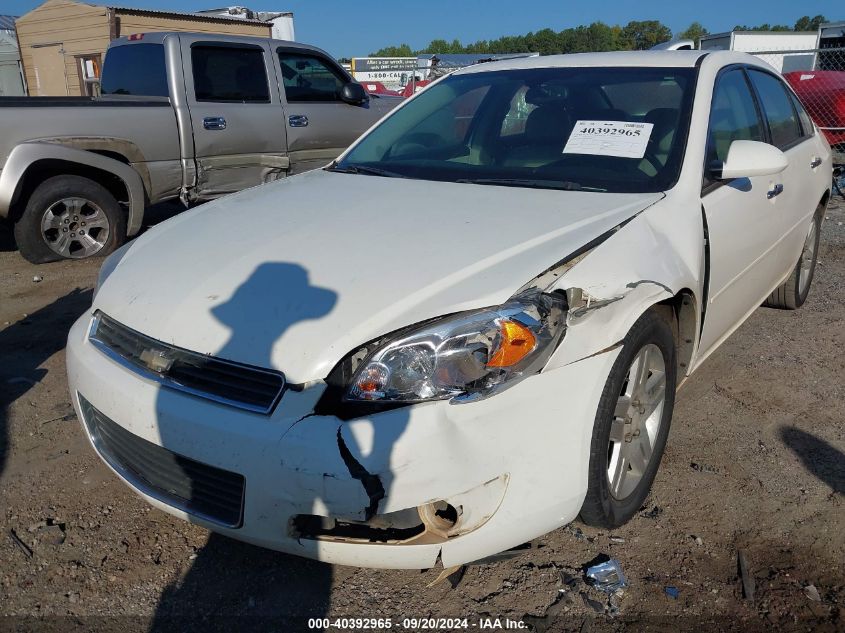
xmin=369 ymin=15 xmax=828 ymax=57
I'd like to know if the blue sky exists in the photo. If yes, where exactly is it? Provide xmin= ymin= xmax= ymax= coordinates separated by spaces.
xmin=3 ymin=0 xmax=839 ymax=57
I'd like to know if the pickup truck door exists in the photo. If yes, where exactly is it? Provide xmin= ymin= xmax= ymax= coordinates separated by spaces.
xmin=697 ymin=68 xmax=790 ymax=360
xmin=180 ymin=36 xmax=288 ymax=197
xmin=274 ymin=47 xmax=392 ymax=174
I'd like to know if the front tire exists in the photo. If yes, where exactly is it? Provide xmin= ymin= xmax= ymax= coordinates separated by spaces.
xmin=579 ymin=309 xmax=677 ymax=529
xmin=14 ymin=175 xmax=126 ymax=264
xmin=763 ymin=210 xmax=821 ymax=310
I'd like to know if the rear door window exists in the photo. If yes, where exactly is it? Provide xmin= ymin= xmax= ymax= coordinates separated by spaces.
xmin=101 ymin=43 xmax=168 ymax=97
xmin=191 ymin=45 xmax=269 ymax=103
xmin=789 ymin=92 xmax=815 ymax=137
xmin=747 ymin=69 xmax=802 ymax=149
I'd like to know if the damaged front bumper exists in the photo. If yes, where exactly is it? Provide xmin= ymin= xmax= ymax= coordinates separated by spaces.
xmin=66 ymin=313 xmax=619 ymax=569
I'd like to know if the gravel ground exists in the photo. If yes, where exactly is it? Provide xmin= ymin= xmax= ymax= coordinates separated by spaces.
xmin=1 ymin=198 xmax=843 ymax=633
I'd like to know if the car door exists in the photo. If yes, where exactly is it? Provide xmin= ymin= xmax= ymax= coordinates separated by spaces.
xmin=697 ymin=68 xmax=790 ymax=358
xmin=274 ymin=48 xmax=383 ymax=174
xmin=746 ymin=68 xmax=823 ymax=269
xmin=181 ymin=37 xmax=288 ymax=197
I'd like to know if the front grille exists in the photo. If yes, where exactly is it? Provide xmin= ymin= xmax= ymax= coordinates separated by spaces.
xmin=88 ymin=312 xmax=285 ymax=413
xmin=79 ymin=395 xmax=245 ymax=528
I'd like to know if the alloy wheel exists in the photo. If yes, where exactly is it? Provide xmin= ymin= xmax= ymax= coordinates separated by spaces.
xmin=798 ymin=218 xmax=818 ymax=296
xmin=40 ymin=197 xmax=111 ymax=259
xmin=607 ymin=343 xmax=667 ymax=500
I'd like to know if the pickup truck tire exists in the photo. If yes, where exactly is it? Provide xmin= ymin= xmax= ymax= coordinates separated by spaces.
xmin=763 ymin=210 xmax=821 ymax=310
xmin=14 ymin=175 xmax=126 ymax=264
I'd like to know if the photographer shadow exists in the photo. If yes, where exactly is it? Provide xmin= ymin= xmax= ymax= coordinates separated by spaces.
xmin=149 ymin=262 xmax=413 ymax=631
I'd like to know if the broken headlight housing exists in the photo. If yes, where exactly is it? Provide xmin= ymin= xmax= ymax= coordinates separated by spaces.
xmin=326 ymin=290 xmax=566 ymax=409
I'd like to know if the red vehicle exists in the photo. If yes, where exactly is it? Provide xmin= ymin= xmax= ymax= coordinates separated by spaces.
xmin=400 ymin=79 xmax=432 ymax=98
xmin=784 ymin=71 xmax=845 ymax=150
xmin=360 ymin=81 xmax=402 ymax=97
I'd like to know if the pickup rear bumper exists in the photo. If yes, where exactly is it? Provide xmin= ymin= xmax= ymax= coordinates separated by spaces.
xmin=0 ymin=143 xmax=146 ymax=235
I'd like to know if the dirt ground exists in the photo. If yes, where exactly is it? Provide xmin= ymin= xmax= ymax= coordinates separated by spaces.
xmin=1 ymin=198 xmax=843 ymax=633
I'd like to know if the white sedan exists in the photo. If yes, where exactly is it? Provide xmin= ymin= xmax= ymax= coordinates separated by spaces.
xmin=66 ymin=50 xmax=832 ymax=569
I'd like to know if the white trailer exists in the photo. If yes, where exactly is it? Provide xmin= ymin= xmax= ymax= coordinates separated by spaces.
xmin=195 ymin=7 xmax=295 ymax=41
xmin=699 ymin=31 xmax=819 ymax=72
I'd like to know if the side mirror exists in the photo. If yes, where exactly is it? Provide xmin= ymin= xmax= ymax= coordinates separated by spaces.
xmin=716 ymin=140 xmax=788 ymax=180
xmin=341 ymin=82 xmax=368 ymax=106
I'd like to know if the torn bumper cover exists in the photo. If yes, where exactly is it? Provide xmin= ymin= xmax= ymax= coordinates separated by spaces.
xmin=66 ymin=313 xmax=619 ymax=569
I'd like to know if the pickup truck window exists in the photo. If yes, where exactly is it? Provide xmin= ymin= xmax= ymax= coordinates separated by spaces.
xmin=101 ymin=44 xmax=168 ymax=97
xmin=278 ymin=52 xmax=345 ymax=102
xmin=191 ymin=45 xmax=270 ymax=103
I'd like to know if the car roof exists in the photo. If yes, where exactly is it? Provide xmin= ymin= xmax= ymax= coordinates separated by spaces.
xmin=453 ymin=50 xmax=772 ymax=74
xmin=108 ymin=31 xmax=320 ymax=53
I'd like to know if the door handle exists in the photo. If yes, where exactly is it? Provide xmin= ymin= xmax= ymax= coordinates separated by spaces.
xmin=288 ymin=114 xmax=309 ymax=128
xmin=767 ymin=183 xmax=784 ymax=199
xmin=810 ymin=157 xmax=822 ymax=168
xmin=203 ymin=116 xmax=227 ymax=131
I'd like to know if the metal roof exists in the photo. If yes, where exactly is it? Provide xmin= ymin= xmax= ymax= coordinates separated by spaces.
xmin=82 ymin=2 xmax=267 ymax=24
xmin=0 ymin=15 xmax=18 ymax=31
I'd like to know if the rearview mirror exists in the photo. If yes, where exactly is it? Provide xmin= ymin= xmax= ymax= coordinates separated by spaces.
xmin=341 ymin=82 xmax=368 ymax=106
xmin=717 ymin=140 xmax=788 ymax=180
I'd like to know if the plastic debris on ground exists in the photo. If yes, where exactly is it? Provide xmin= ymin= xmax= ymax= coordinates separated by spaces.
xmin=804 ymin=584 xmax=822 ymax=602
xmin=664 ymin=586 xmax=680 ymax=599
xmin=640 ymin=505 xmax=663 ymax=519
xmin=737 ymin=549 xmax=755 ymax=601
xmin=584 ymin=559 xmax=628 ymax=594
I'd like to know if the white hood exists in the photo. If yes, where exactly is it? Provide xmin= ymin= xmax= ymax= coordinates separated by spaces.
xmin=94 ymin=169 xmax=662 ymax=382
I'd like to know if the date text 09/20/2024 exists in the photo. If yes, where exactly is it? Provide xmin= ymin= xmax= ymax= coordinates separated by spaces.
xmin=307 ymin=617 xmax=527 ymax=630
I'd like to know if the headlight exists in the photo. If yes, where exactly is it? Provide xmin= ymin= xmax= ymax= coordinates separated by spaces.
xmin=334 ymin=290 xmax=566 ymax=406
xmin=93 ymin=242 xmax=132 ymax=299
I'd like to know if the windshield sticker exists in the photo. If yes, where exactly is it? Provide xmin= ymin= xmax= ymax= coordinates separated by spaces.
xmin=563 ymin=120 xmax=654 ymax=159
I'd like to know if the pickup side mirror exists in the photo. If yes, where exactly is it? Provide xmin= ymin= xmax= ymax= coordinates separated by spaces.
xmin=716 ymin=140 xmax=788 ymax=180
xmin=341 ymin=82 xmax=368 ymax=106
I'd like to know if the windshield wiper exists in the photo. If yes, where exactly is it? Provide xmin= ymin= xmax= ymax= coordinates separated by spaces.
xmin=455 ymin=178 xmax=605 ymax=192
xmin=325 ymin=164 xmax=408 ymax=178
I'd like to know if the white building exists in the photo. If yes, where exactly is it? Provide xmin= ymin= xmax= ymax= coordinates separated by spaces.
xmin=196 ymin=6 xmax=294 ymax=41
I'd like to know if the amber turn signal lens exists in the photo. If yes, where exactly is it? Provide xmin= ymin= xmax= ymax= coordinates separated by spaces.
xmin=486 ymin=320 xmax=536 ymax=367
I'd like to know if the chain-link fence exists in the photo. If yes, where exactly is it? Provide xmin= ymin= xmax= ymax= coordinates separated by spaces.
xmin=750 ymin=46 xmax=845 ymax=168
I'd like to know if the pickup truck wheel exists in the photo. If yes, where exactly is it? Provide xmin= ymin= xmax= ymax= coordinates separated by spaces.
xmin=763 ymin=210 xmax=821 ymax=310
xmin=579 ymin=309 xmax=677 ymax=529
xmin=14 ymin=175 xmax=126 ymax=264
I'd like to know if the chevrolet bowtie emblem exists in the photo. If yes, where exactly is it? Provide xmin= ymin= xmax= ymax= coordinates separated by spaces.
xmin=139 ymin=348 xmax=174 ymax=373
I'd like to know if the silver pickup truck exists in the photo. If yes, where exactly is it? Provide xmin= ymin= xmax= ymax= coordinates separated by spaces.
xmin=0 ymin=32 xmax=400 ymax=263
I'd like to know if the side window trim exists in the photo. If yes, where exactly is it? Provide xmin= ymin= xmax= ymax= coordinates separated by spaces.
xmin=788 ymin=90 xmax=815 ymax=138
xmin=745 ymin=67 xmax=807 ymax=152
xmin=276 ymin=47 xmax=350 ymax=104
xmin=740 ymin=67 xmax=770 ymax=145
xmin=190 ymin=41 xmax=271 ymax=104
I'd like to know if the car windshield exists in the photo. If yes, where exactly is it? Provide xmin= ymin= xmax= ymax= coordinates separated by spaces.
xmin=335 ymin=66 xmax=696 ymax=193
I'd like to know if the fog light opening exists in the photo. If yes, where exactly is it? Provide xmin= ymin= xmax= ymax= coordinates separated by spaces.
xmin=419 ymin=501 xmax=460 ymax=537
